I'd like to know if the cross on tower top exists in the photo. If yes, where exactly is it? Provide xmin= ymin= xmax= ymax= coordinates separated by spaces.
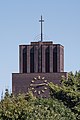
xmin=39 ymin=15 xmax=44 ymax=42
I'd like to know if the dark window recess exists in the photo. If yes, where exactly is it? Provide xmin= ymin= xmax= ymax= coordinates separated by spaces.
xmin=30 ymin=47 xmax=34 ymax=73
xmin=38 ymin=47 xmax=42 ymax=72
xmin=53 ymin=47 xmax=57 ymax=72
xmin=23 ymin=47 xmax=27 ymax=73
xmin=45 ymin=47 xmax=49 ymax=72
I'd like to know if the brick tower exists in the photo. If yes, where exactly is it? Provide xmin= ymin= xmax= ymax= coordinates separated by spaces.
xmin=12 ymin=16 xmax=67 ymax=97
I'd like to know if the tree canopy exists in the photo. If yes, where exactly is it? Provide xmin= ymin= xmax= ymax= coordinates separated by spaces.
xmin=49 ymin=71 xmax=80 ymax=120
xmin=0 ymin=71 xmax=80 ymax=120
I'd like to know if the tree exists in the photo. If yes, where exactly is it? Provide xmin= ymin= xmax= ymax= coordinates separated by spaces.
xmin=49 ymin=71 xmax=80 ymax=120
xmin=0 ymin=89 xmax=76 ymax=120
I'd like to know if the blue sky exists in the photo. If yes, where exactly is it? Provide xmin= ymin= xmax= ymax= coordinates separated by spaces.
xmin=0 ymin=0 xmax=80 ymax=96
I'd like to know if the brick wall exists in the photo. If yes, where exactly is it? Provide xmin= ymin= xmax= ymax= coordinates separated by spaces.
xmin=12 ymin=72 xmax=67 ymax=97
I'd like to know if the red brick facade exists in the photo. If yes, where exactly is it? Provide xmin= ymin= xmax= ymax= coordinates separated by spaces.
xmin=12 ymin=41 xmax=67 ymax=97
xmin=12 ymin=72 xmax=67 ymax=97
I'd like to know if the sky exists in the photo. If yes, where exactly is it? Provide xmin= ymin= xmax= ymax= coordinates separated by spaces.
xmin=0 ymin=0 xmax=80 ymax=96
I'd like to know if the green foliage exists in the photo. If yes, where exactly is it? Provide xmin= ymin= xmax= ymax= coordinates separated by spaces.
xmin=1 ymin=71 xmax=80 ymax=119
xmin=49 ymin=71 xmax=80 ymax=120
xmin=0 ymin=90 xmax=76 ymax=120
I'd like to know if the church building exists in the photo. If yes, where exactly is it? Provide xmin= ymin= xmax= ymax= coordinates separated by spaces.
xmin=12 ymin=16 xmax=67 ymax=97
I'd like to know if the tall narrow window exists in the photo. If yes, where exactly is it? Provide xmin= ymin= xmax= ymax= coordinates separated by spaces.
xmin=45 ymin=47 xmax=49 ymax=72
xmin=53 ymin=47 xmax=57 ymax=72
xmin=23 ymin=47 xmax=27 ymax=73
xmin=30 ymin=47 xmax=34 ymax=73
xmin=38 ymin=47 xmax=42 ymax=72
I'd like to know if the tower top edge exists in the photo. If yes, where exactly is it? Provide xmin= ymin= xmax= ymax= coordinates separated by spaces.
xmin=31 ymin=41 xmax=53 ymax=45
xmin=19 ymin=42 xmax=64 ymax=47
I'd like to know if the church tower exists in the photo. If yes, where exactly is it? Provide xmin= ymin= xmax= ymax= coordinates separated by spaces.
xmin=19 ymin=41 xmax=64 ymax=73
xmin=12 ymin=16 xmax=67 ymax=97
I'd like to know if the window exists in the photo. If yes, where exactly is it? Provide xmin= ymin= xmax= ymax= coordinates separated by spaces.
xmin=30 ymin=47 xmax=34 ymax=73
xmin=45 ymin=47 xmax=49 ymax=72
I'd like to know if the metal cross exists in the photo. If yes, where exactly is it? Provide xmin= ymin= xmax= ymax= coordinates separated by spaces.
xmin=39 ymin=15 xmax=44 ymax=42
